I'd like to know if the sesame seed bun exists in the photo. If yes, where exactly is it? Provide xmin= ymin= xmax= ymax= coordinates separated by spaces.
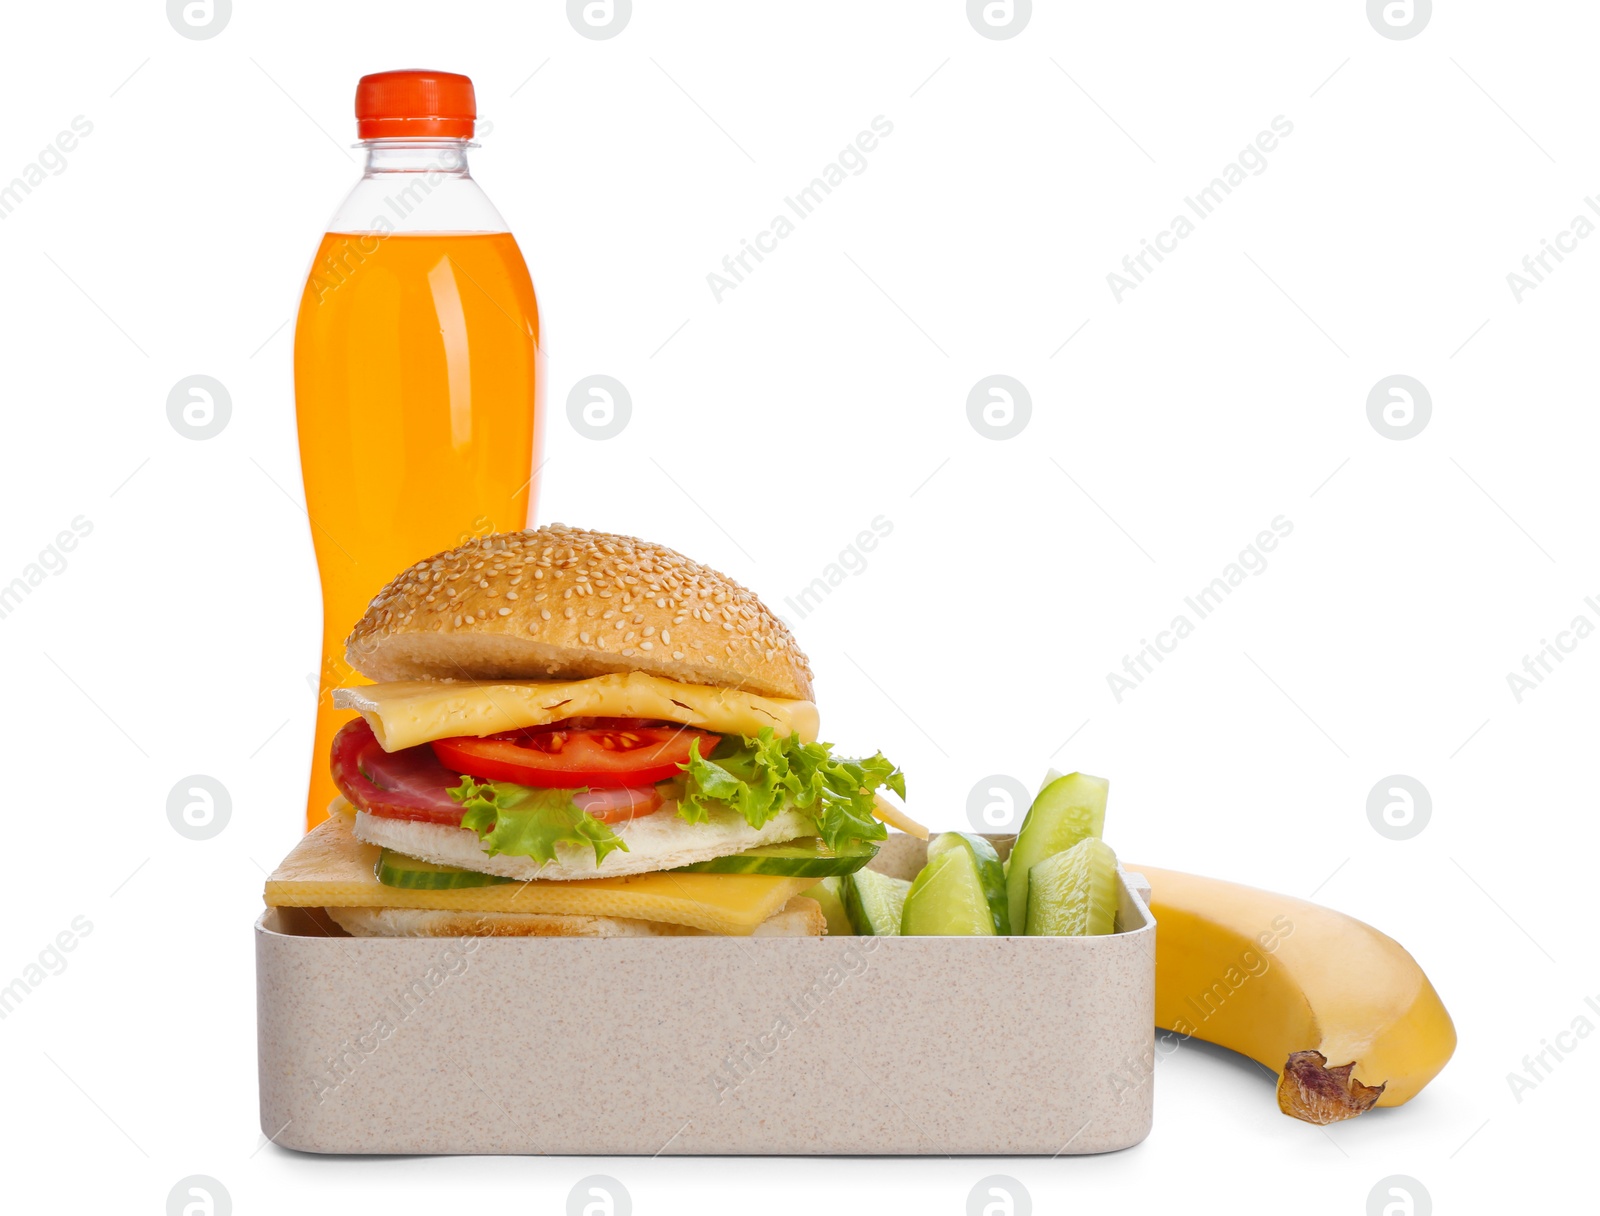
xmin=344 ymin=524 xmax=814 ymax=701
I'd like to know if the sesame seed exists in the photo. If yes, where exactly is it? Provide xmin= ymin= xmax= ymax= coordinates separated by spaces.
xmin=348 ymin=522 xmax=813 ymax=696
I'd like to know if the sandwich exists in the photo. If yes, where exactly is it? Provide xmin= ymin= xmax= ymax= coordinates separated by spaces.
xmin=263 ymin=523 xmax=923 ymax=937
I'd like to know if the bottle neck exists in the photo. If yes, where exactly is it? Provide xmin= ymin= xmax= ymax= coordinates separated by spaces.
xmin=361 ymin=139 xmax=473 ymax=177
xmin=328 ymin=137 xmax=507 ymax=235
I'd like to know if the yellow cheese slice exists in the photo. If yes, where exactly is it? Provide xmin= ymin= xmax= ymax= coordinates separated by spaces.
xmin=263 ymin=808 xmax=816 ymax=936
xmin=873 ymin=793 xmax=928 ymax=840
xmin=334 ymin=671 xmax=820 ymax=751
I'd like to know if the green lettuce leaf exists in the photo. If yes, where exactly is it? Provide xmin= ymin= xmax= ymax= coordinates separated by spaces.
xmin=678 ymin=729 xmax=904 ymax=852
xmin=448 ymin=775 xmax=628 ymax=867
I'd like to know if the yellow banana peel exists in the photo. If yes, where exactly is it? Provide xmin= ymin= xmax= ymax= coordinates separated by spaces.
xmin=1129 ymin=863 xmax=1456 ymax=1124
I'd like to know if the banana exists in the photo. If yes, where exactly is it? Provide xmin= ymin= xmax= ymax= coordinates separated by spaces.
xmin=1128 ymin=863 xmax=1456 ymax=1123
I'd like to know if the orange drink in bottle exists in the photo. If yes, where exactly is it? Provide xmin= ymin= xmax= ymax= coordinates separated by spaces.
xmin=294 ymin=71 xmax=543 ymax=827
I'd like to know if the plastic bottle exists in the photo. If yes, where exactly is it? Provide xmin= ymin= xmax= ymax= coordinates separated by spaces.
xmin=294 ymin=70 xmax=543 ymax=828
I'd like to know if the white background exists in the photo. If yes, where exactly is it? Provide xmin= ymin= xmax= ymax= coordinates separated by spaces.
xmin=0 ymin=1 xmax=1592 ymax=1211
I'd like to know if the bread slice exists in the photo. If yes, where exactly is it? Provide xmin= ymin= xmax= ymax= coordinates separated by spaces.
xmin=327 ymin=896 xmax=826 ymax=938
xmin=352 ymin=804 xmax=815 ymax=881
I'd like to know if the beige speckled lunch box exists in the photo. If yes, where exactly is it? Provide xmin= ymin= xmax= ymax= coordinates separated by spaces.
xmin=255 ymin=833 xmax=1156 ymax=1155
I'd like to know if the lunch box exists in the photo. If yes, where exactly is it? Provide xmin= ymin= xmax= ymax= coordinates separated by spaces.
xmin=255 ymin=833 xmax=1156 ymax=1155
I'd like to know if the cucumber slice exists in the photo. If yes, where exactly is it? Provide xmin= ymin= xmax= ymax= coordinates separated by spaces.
xmin=1025 ymin=837 xmax=1119 ymax=936
xmin=901 ymin=847 xmax=999 ymax=936
xmin=670 ymin=836 xmax=877 ymax=877
xmin=926 ymin=831 xmax=1010 ymax=935
xmin=375 ymin=849 xmax=512 ymax=890
xmin=1004 ymin=772 xmax=1108 ymax=937
xmin=841 ymin=867 xmax=911 ymax=936
xmin=799 ymin=876 xmax=853 ymax=935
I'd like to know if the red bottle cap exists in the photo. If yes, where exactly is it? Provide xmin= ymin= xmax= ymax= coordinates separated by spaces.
xmin=355 ymin=70 xmax=476 ymax=140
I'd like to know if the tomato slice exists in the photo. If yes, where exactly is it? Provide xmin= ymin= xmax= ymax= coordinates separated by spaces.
xmin=331 ymin=718 xmax=673 ymax=826
xmin=431 ymin=721 xmax=719 ymax=789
